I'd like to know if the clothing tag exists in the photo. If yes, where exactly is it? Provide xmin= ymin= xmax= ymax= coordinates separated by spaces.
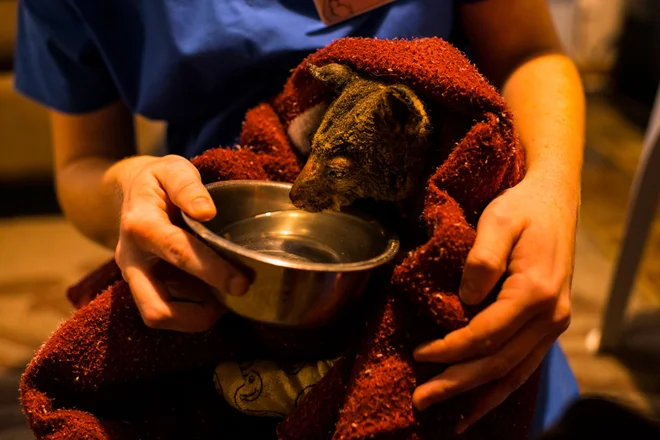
xmin=313 ymin=0 xmax=396 ymax=26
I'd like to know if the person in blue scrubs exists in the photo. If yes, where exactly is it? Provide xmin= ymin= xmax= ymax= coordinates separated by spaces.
xmin=14 ymin=0 xmax=583 ymax=435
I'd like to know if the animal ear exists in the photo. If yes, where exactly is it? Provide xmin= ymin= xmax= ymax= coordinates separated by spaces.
xmin=381 ymin=85 xmax=431 ymax=136
xmin=287 ymin=101 xmax=328 ymax=156
xmin=308 ymin=63 xmax=355 ymax=93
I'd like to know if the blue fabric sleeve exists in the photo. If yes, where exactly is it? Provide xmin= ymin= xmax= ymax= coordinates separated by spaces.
xmin=13 ymin=0 xmax=119 ymax=114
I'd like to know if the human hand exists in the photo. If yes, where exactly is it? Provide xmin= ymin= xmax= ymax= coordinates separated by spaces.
xmin=411 ymin=173 xmax=577 ymax=433
xmin=114 ymin=155 xmax=250 ymax=332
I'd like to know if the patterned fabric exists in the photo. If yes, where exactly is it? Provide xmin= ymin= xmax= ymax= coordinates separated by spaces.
xmin=214 ymin=359 xmax=337 ymax=418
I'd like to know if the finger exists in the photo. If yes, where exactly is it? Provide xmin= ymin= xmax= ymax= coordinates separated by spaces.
xmin=155 ymin=155 xmax=216 ymax=221
xmin=153 ymin=261 xmax=222 ymax=304
xmin=414 ymin=286 xmax=538 ymax=363
xmin=412 ymin=319 xmax=549 ymax=411
xmin=147 ymin=222 xmax=251 ymax=296
xmin=454 ymin=336 xmax=555 ymax=435
xmin=122 ymin=259 xmax=226 ymax=333
xmin=122 ymin=208 xmax=250 ymax=296
xmin=460 ymin=206 xmax=523 ymax=305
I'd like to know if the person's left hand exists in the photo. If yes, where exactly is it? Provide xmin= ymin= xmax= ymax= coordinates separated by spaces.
xmin=411 ymin=173 xmax=577 ymax=434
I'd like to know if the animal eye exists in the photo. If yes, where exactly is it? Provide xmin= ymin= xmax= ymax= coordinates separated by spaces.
xmin=327 ymin=168 xmax=345 ymax=178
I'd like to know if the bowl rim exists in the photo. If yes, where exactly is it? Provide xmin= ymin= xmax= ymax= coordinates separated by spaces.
xmin=181 ymin=180 xmax=400 ymax=272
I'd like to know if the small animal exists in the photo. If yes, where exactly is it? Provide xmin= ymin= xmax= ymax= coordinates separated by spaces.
xmin=289 ymin=63 xmax=432 ymax=213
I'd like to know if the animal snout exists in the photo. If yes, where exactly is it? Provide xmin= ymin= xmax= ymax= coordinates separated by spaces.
xmin=290 ymin=160 xmax=321 ymax=209
xmin=289 ymin=182 xmax=307 ymax=208
xmin=289 ymin=179 xmax=336 ymax=212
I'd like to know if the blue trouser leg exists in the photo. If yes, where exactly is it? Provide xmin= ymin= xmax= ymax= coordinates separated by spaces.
xmin=529 ymin=342 xmax=581 ymax=438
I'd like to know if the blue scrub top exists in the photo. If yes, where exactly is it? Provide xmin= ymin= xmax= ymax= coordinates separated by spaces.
xmin=15 ymin=0 xmax=476 ymax=158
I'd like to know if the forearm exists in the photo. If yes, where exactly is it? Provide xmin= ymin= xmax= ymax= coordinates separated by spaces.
xmin=49 ymin=100 xmax=149 ymax=249
xmin=502 ymin=53 xmax=585 ymax=199
xmin=56 ymin=155 xmax=156 ymax=249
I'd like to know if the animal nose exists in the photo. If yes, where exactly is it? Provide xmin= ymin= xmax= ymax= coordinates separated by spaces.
xmin=289 ymin=183 xmax=305 ymax=207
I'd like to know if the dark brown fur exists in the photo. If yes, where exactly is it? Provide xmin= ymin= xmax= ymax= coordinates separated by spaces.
xmin=289 ymin=63 xmax=432 ymax=212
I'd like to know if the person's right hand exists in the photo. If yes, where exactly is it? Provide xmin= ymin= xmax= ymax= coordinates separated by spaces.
xmin=114 ymin=154 xmax=250 ymax=332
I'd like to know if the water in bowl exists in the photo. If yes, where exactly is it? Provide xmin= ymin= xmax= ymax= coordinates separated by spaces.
xmin=218 ymin=210 xmax=346 ymax=264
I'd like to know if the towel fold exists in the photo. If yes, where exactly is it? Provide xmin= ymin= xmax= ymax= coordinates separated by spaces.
xmin=21 ymin=37 xmax=537 ymax=440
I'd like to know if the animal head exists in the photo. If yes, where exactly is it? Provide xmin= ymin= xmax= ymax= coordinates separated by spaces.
xmin=289 ymin=63 xmax=432 ymax=212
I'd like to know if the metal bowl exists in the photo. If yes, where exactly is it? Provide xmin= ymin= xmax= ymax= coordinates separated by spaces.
xmin=181 ymin=180 xmax=400 ymax=327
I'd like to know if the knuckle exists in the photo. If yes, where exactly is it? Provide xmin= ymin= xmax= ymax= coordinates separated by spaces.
xmin=163 ymin=155 xmax=198 ymax=176
xmin=165 ymin=243 xmax=186 ymax=267
xmin=527 ymin=277 xmax=558 ymax=307
xmin=115 ymin=257 xmax=130 ymax=282
xmin=141 ymin=307 xmax=171 ymax=329
xmin=468 ymin=248 xmax=504 ymax=273
xmin=463 ymin=326 xmax=495 ymax=356
xmin=120 ymin=211 xmax=145 ymax=237
xmin=161 ymin=230 xmax=189 ymax=267
xmin=487 ymin=203 xmax=513 ymax=227
xmin=162 ymin=154 xmax=184 ymax=165
xmin=175 ymin=177 xmax=202 ymax=197
xmin=488 ymin=357 xmax=511 ymax=380
xmin=114 ymin=244 xmax=125 ymax=268
xmin=158 ymin=155 xmax=189 ymax=175
xmin=553 ymin=300 xmax=572 ymax=333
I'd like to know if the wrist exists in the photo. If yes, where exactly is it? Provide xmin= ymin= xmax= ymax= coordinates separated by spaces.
xmin=56 ymin=155 xmax=158 ymax=250
xmin=524 ymin=162 xmax=582 ymax=208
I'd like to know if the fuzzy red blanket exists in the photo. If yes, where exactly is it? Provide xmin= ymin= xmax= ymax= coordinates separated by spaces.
xmin=20 ymin=37 xmax=539 ymax=440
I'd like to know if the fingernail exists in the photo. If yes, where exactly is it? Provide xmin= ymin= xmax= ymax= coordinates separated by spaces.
xmin=459 ymin=280 xmax=480 ymax=305
xmin=228 ymin=274 xmax=249 ymax=296
xmin=413 ymin=342 xmax=433 ymax=359
xmin=191 ymin=197 xmax=214 ymax=216
xmin=411 ymin=390 xmax=426 ymax=411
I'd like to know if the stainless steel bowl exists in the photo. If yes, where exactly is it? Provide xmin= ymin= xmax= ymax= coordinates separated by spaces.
xmin=181 ymin=180 xmax=399 ymax=327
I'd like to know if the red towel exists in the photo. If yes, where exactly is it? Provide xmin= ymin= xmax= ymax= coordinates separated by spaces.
xmin=20 ymin=37 xmax=539 ymax=440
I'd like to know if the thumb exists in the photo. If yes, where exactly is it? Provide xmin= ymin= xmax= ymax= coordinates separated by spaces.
xmin=460 ymin=210 xmax=519 ymax=305
xmin=156 ymin=156 xmax=216 ymax=222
